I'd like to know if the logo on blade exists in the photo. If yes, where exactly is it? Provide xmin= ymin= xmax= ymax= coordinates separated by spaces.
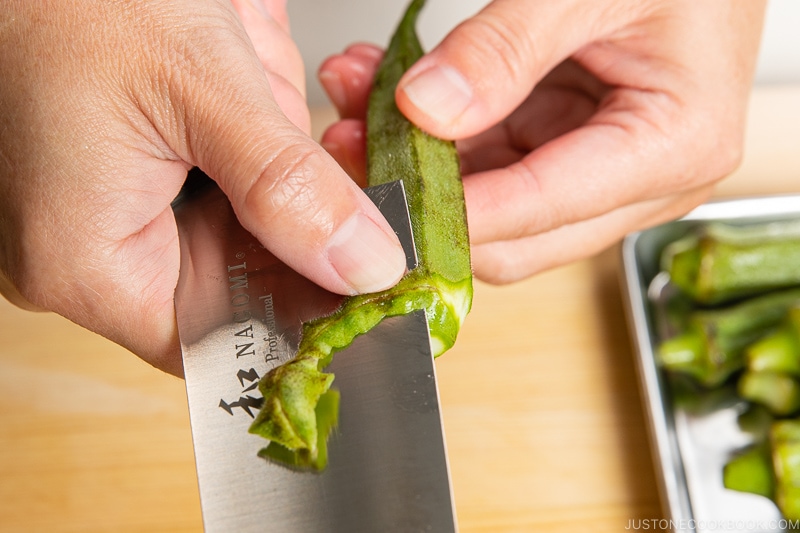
xmin=218 ymin=368 xmax=264 ymax=418
xmin=217 ymin=251 xmax=282 ymax=418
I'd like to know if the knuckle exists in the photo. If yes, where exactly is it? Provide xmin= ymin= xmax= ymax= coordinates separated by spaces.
xmin=671 ymin=100 xmax=747 ymax=188
xmin=242 ymin=144 xmax=326 ymax=230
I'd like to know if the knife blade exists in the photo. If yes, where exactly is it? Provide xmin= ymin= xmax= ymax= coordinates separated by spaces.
xmin=172 ymin=169 xmax=457 ymax=532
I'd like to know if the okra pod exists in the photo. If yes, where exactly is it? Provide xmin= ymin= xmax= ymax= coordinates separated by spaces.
xmin=248 ymin=0 xmax=472 ymax=470
xmin=723 ymin=442 xmax=774 ymax=499
xmin=662 ymin=220 xmax=800 ymax=305
xmin=724 ymin=418 xmax=800 ymax=521
xmin=771 ymin=419 xmax=800 ymax=520
xmin=657 ymin=288 xmax=800 ymax=388
xmin=738 ymin=371 xmax=800 ymax=416
xmin=735 ymin=307 xmax=800 ymax=415
xmin=747 ymin=306 xmax=800 ymax=376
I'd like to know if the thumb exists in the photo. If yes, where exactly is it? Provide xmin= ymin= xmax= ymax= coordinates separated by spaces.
xmin=161 ymin=36 xmax=406 ymax=296
xmin=396 ymin=0 xmax=611 ymax=139
xmin=209 ymin=115 xmax=407 ymax=296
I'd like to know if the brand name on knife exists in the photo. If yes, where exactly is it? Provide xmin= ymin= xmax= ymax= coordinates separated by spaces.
xmin=218 ymin=254 xmax=280 ymax=418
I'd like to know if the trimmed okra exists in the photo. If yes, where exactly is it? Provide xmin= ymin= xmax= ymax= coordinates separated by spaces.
xmin=723 ymin=442 xmax=774 ymax=499
xmin=738 ymin=306 xmax=800 ymax=416
xmin=248 ymin=0 xmax=472 ymax=470
xmin=738 ymin=371 xmax=800 ymax=417
xmin=657 ymin=288 xmax=800 ymax=388
xmin=747 ymin=306 xmax=800 ymax=376
xmin=662 ymin=219 xmax=800 ymax=305
xmin=724 ymin=418 xmax=800 ymax=520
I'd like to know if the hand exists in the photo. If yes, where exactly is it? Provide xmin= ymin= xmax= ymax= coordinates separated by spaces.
xmin=318 ymin=0 xmax=766 ymax=283
xmin=0 ymin=0 xmax=406 ymax=375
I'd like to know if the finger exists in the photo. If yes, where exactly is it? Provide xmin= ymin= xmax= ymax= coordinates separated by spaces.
xmin=165 ymin=58 xmax=404 ymax=298
xmin=231 ymin=0 xmax=291 ymax=34
xmin=265 ymin=70 xmax=311 ymax=133
xmin=229 ymin=0 xmax=308 ymax=131
xmin=457 ymin=60 xmax=605 ymax=175
xmin=316 ymin=55 xmax=603 ymax=179
xmin=471 ymin=185 xmax=714 ymax=284
xmin=230 ymin=0 xmax=303 ymax=91
xmin=395 ymin=0 xmax=632 ymax=139
xmin=118 ymin=3 xmax=407 ymax=297
xmin=260 ymin=0 xmax=291 ymax=31
xmin=200 ymin=114 xmax=406 ymax=298
xmin=320 ymin=118 xmax=368 ymax=186
xmin=319 ymin=43 xmax=383 ymax=119
xmin=462 ymin=84 xmax=742 ymax=247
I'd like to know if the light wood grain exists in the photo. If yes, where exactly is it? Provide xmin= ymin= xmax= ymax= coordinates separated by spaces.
xmin=1 ymin=85 xmax=797 ymax=533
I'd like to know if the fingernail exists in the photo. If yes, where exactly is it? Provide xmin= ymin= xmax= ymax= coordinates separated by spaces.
xmin=399 ymin=64 xmax=473 ymax=124
xmin=327 ymin=213 xmax=406 ymax=294
xmin=318 ymin=70 xmax=347 ymax=111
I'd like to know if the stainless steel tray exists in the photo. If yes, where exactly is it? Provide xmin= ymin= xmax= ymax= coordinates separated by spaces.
xmin=620 ymin=194 xmax=800 ymax=532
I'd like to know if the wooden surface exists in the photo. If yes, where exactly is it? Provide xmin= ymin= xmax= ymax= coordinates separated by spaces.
xmin=1 ymin=85 xmax=798 ymax=533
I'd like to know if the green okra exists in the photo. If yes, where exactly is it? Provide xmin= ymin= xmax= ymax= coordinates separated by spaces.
xmin=747 ymin=306 xmax=800 ymax=376
xmin=248 ymin=0 xmax=472 ymax=470
xmin=724 ymin=418 xmax=800 ymax=521
xmin=723 ymin=443 xmax=774 ymax=499
xmin=657 ymin=288 xmax=800 ymax=388
xmin=737 ymin=307 xmax=800 ymax=416
xmin=663 ymin=220 xmax=800 ymax=305
xmin=738 ymin=371 xmax=800 ymax=417
xmin=771 ymin=419 xmax=800 ymax=520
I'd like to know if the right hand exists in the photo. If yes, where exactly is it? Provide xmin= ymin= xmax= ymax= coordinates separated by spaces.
xmin=0 ymin=0 xmax=406 ymax=375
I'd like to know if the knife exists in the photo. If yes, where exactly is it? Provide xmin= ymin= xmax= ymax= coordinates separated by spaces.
xmin=172 ymin=169 xmax=457 ymax=532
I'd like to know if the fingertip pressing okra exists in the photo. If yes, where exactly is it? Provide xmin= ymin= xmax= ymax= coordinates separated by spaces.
xmin=248 ymin=0 xmax=472 ymax=470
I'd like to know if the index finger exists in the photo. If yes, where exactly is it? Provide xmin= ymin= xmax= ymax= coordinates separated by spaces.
xmin=463 ymin=91 xmax=735 ymax=246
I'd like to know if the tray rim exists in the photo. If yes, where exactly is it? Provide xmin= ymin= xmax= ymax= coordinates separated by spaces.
xmin=619 ymin=192 xmax=800 ymax=526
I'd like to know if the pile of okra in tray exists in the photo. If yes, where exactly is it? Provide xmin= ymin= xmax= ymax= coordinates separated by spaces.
xmin=654 ymin=217 xmax=800 ymax=521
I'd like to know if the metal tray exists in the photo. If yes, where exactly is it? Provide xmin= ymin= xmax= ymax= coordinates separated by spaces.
xmin=620 ymin=194 xmax=800 ymax=532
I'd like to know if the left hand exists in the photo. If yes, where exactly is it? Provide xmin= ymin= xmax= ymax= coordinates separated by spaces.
xmin=317 ymin=0 xmax=766 ymax=284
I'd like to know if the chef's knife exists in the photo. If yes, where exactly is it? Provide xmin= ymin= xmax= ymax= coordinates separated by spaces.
xmin=172 ymin=169 xmax=457 ymax=532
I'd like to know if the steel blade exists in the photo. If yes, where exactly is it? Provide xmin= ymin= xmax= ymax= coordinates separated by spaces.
xmin=173 ymin=171 xmax=456 ymax=532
